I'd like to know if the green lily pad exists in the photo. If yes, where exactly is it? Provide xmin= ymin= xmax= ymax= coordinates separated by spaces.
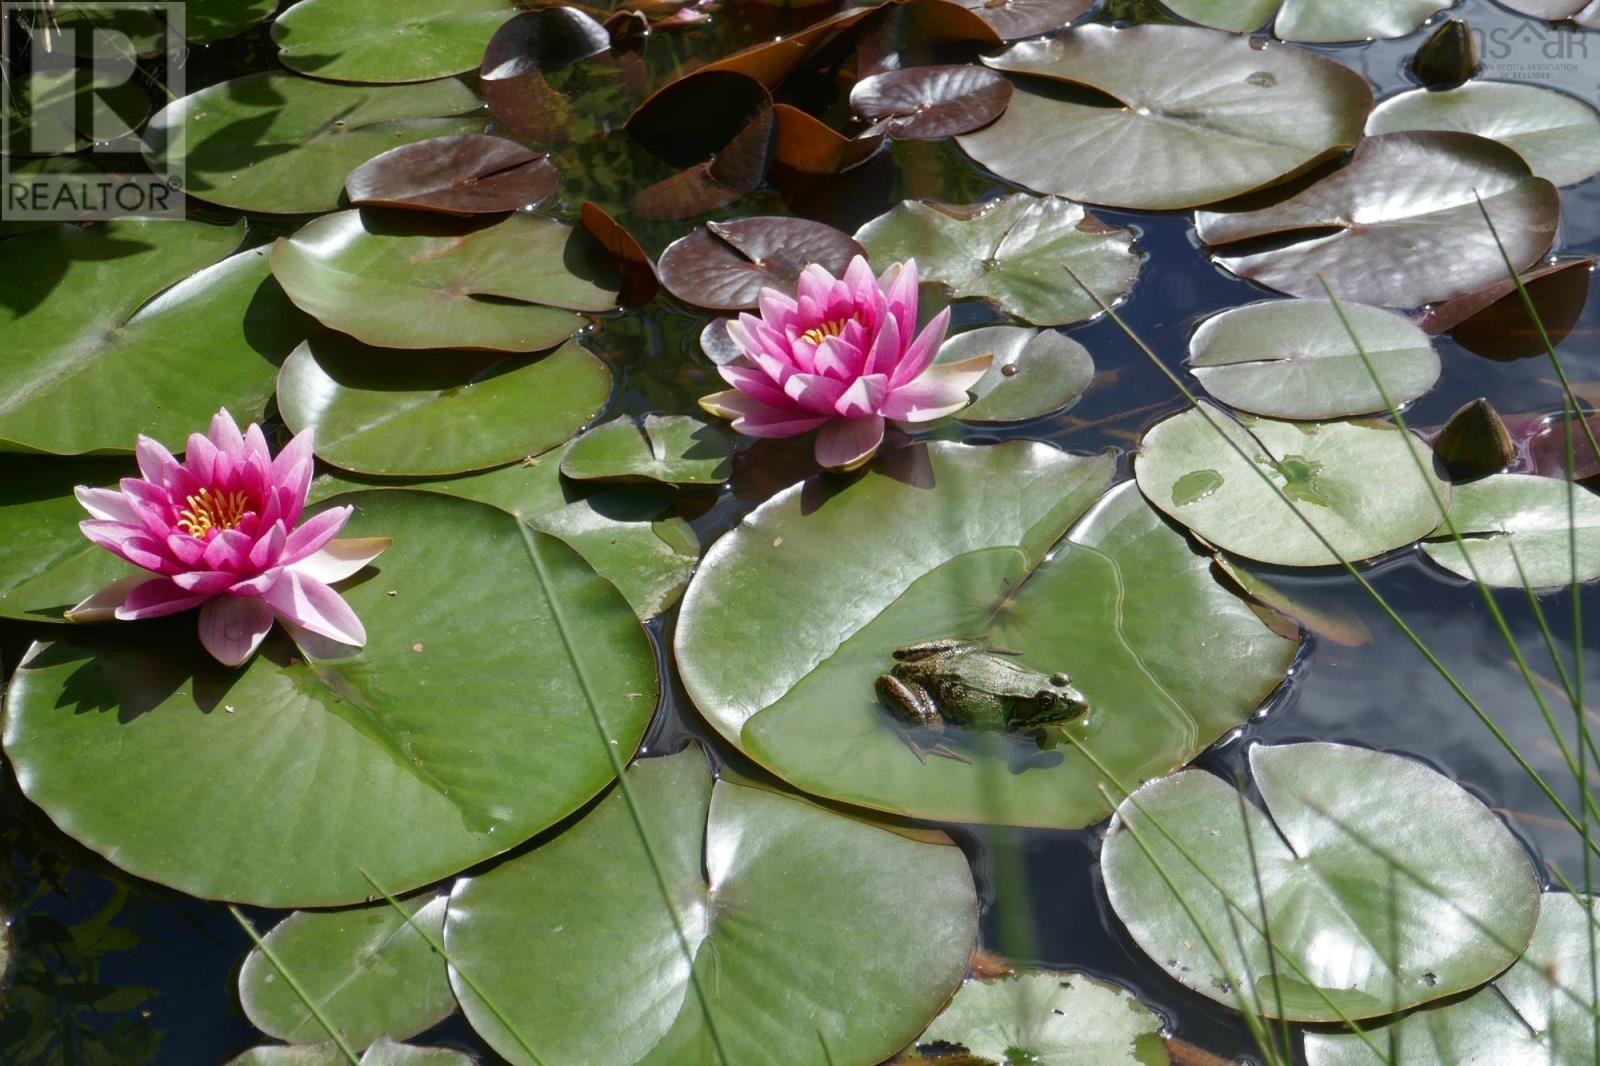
xmin=1197 ymin=131 xmax=1559 ymax=307
xmin=1420 ymin=473 xmax=1600 ymax=589
xmin=231 ymin=1040 xmax=471 ymax=1066
xmin=272 ymin=211 xmax=616 ymax=352
xmin=1186 ymin=299 xmax=1440 ymax=421
xmin=0 ymin=219 xmax=305 ymax=455
xmin=444 ymin=747 xmax=978 ymax=1066
xmin=3 ymin=490 xmax=658 ymax=906
xmin=1367 ymin=80 xmax=1600 ymax=188
xmin=0 ymin=457 xmax=136 ymax=622
xmin=272 ymin=0 xmax=517 ymax=83
xmin=276 ymin=334 xmax=611 ymax=476
xmin=560 ymin=415 xmax=733 ymax=485
xmin=1136 ymin=402 xmax=1451 ymax=567
xmin=358 ymin=1040 xmax=473 ymax=1066
xmin=957 ymin=24 xmax=1371 ymax=210
xmin=1163 ymin=0 xmax=1451 ymax=41
xmin=47 ymin=0 xmax=277 ymax=52
xmin=936 ymin=327 xmax=1095 ymax=424
xmin=901 ymin=970 xmax=1167 ymax=1065
xmin=310 ymin=465 xmax=700 ymax=621
xmin=2 ymin=60 xmax=150 ymax=156
xmin=1103 ymin=742 xmax=1541 ymax=1022
xmin=855 ymin=195 xmax=1140 ymax=327
xmin=239 ymin=894 xmax=454 ymax=1049
xmin=675 ymin=442 xmax=1295 ymax=829
xmin=143 ymin=73 xmax=486 ymax=214
xmin=1305 ymin=892 xmax=1600 ymax=1065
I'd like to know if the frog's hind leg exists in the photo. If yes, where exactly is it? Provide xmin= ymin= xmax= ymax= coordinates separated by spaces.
xmin=893 ymin=638 xmax=979 ymax=661
xmin=876 ymin=674 xmax=942 ymax=729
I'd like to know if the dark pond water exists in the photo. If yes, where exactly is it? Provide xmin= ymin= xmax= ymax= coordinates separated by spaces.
xmin=2 ymin=0 xmax=1598 ymax=1061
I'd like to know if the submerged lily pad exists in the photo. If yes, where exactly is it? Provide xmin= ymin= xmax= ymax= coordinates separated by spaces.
xmin=1164 ymin=0 xmax=1452 ymax=41
xmin=272 ymin=210 xmax=617 ymax=352
xmin=1186 ymin=299 xmax=1440 ymax=420
xmin=657 ymin=217 xmax=864 ymax=311
xmin=344 ymin=135 xmax=558 ymax=215
xmin=855 ymin=195 xmax=1139 ymax=327
xmin=239 ymin=894 xmax=454 ymax=1048
xmin=902 ymin=970 xmax=1167 ymax=1065
xmin=1306 ymin=892 xmax=1600 ymax=1064
xmin=1103 ymin=742 xmax=1540 ymax=1021
xmin=1368 ymin=81 xmax=1600 ymax=188
xmin=0 ymin=457 xmax=136 ymax=622
xmin=1417 ymin=258 xmax=1594 ymax=362
xmin=3 ymin=490 xmax=658 ymax=906
xmin=936 ymin=327 xmax=1095 ymax=423
xmin=445 ymin=747 xmax=977 ymax=1066
xmin=2 ymin=62 xmax=150 ymax=156
xmin=276 ymin=334 xmax=611 ymax=476
xmin=851 ymin=64 xmax=1012 ymax=140
xmin=1198 ymin=131 xmax=1559 ymax=307
xmin=1420 ymin=473 xmax=1600 ymax=589
xmin=143 ymin=73 xmax=486 ymax=214
xmin=272 ymin=0 xmax=516 ymax=83
xmin=958 ymin=24 xmax=1371 ymax=210
xmin=1136 ymin=402 xmax=1451 ymax=567
xmin=0 ymin=220 xmax=304 ymax=455
xmin=560 ymin=415 xmax=733 ymax=485
xmin=676 ymin=442 xmax=1294 ymax=829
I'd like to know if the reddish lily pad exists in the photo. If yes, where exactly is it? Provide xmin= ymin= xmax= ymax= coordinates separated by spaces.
xmin=1198 ymin=131 xmax=1559 ymax=307
xmin=626 ymin=70 xmax=776 ymax=219
xmin=1416 ymin=257 xmax=1593 ymax=361
xmin=479 ymin=8 xmax=615 ymax=144
xmin=958 ymin=24 xmax=1372 ymax=210
xmin=701 ymin=7 xmax=877 ymax=87
xmin=579 ymin=202 xmax=659 ymax=307
xmin=772 ymin=104 xmax=883 ymax=175
xmin=657 ymin=216 xmax=865 ymax=311
xmin=1515 ymin=413 xmax=1600 ymax=481
xmin=851 ymin=64 xmax=1012 ymax=141
xmin=950 ymin=0 xmax=1094 ymax=40
xmin=271 ymin=210 xmax=619 ymax=353
xmin=345 ymin=136 xmax=558 ymax=215
xmin=856 ymin=0 xmax=1003 ymax=78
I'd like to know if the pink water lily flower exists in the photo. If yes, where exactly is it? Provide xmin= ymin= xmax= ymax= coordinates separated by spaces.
xmin=700 ymin=256 xmax=993 ymax=471
xmin=68 ymin=409 xmax=389 ymax=667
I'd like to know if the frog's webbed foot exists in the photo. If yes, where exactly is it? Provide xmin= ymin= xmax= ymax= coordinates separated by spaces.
xmin=888 ymin=722 xmax=973 ymax=764
xmin=892 ymin=639 xmax=979 ymax=661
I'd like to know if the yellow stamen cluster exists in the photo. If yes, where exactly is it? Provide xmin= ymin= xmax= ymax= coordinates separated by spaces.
xmin=799 ymin=318 xmax=850 ymax=346
xmin=176 ymin=488 xmax=250 ymax=538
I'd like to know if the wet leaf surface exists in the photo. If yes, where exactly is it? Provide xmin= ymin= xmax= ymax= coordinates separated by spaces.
xmin=936 ymin=326 xmax=1095 ymax=423
xmin=851 ymin=64 xmax=1011 ymax=141
xmin=1103 ymin=742 xmax=1540 ymax=1021
xmin=579 ymin=201 xmax=659 ymax=307
xmin=1198 ymin=131 xmax=1559 ymax=307
xmin=1166 ymin=0 xmax=1453 ymax=41
xmin=676 ymin=443 xmax=1294 ymax=828
xmin=1305 ymin=892 xmax=1600 ymax=1065
xmin=271 ymin=210 xmax=618 ymax=352
xmin=344 ymin=136 xmax=558 ymax=215
xmin=479 ymin=8 xmax=630 ymax=144
xmin=856 ymin=194 xmax=1139 ymax=326
xmin=2 ymin=490 xmax=658 ymax=906
xmin=958 ymin=24 xmax=1371 ymax=210
xmin=772 ymin=104 xmax=883 ymax=175
xmin=949 ymin=0 xmax=1094 ymax=40
xmin=626 ymin=70 xmax=776 ymax=219
xmin=444 ymin=747 xmax=977 ymax=1066
xmin=276 ymin=335 xmax=611 ymax=476
xmin=1419 ymin=255 xmax=1594 ymax=362
xmin=1420 ymin=473 xmax=1600 ymax=588
xmin=1368 ymin=80 xmax=1600 ymax=188
xmin=1186 ymin=299 xmax=1440 ymax=421
xmin=900 ymin=970 xmax=1167 ymax=1065
xmin=657 ymin=216 xmax=865 ymax=310
xmin=561 ymin=414 xmax=734 ymax=485
xmin=271 ymin=0 xmax=517 ymax=83
xmin=143 ymin=74 xmax=487 ymax=214
xmin=239 ymin=894 xmax=454 ymax=1048
xmin=1136 ymin=401 xmax=1451 ymax=567
xmin=0 ymin=221 xmax=303 ymax=455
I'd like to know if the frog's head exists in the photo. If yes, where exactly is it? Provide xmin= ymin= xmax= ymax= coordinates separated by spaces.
xmin=1009 ymin=672 xmax=1089 ymax=727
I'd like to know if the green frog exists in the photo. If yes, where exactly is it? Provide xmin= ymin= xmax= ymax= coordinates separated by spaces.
xmin=875 ymin=639 xmax=1089 ymax=760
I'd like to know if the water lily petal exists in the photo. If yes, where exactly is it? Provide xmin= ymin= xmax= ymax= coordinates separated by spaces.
xmin=795 ymin=262 xmax=839 ymax=310
xmin=813 ymin=335 xmax=865 ymax=380
xmin=281 ymin=505 xmax=352 ymax=565
xmin=919 ymin=351 xmax=994 ymax=393
xmin=265 ymin=569 xmax=366 ymax=646
xmin=883 ymin=258 xmax=920 ymax=339
xmin=879 ymin=378 xmax=974 ymax=422
xmin=835 ymin=374 xmax=889 ymax=418
xmin=116 ymin=578 xmax=209 ymax=620
xmin=814 ymin=415 xmax=885 ymax=471
xmin=198 ymin=595 xmax=275 ymax=667
xmin=269 ymin=427 xmax=316 ymax=510
xmin=207 ymin=407 xmax=247 ymax=459
xmin=291 ymin=537 xmax=391 ymax=584
xmin=65 ymin=574 xmax=148 ymax=622
xmin=702 ymin=390 xmax=830 ymax=438
xmin=785 ymin=372 xmax=850 ymax=415
xmin=756 ymin=288 xmax=799 ymax=332
xmin=135 ymin=434 xmax=182 ymax=488
xmin=172 ymin=570 xmax=244 ymax=596
xmin=717 ymin=363 xmax=792 ymax=408
xmin=862 ymin=311 xmax=902 ymax=378
xmin=74 ymin=485 xmax=140 ymax=524
xmin=81 ymin=520 xmax=169 ymax=572
xmin=185 ymin=432 xmax=219 ymax=485
xmin=166 ymin=533 xmax=207 ymax=568
xmin=201 ymin=528 xmax=254 ymax=571
xmin=890 ymin=306 xmax=952 ymax=389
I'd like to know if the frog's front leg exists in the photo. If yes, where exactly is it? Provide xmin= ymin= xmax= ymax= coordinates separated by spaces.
xmin=875 ymin=674 xmax=944 ymax=733
xmin=892 ymin=639 xmax=979 ymax=662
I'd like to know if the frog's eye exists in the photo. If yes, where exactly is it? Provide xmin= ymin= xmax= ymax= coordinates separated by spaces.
xmin=1050 ymin=672 xmax=1071 ymax=687
xmin=1037 ymin=693 xmax=1056 ymax=708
